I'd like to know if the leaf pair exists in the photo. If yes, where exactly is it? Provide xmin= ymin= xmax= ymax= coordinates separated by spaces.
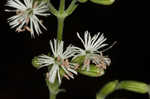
xmin=78 ymin=0 xmax=115 ymax=5
xmin=97 ymin=80 xmax=150 ymax=99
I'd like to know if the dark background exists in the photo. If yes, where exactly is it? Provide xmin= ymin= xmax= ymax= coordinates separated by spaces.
xmin=0 ymin=0 xmax=150 ymax=99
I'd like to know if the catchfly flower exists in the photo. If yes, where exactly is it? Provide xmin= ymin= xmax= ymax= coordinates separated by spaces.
xmin=34 ymin=39 xmax=78 ymax=84
xmin=74 ymin=31 xmax=111 ymax=71
xmin=5 ymin=0 xmax=50 ymax=37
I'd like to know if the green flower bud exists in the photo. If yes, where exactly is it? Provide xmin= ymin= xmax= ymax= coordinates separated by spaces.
xmin=78 ymin=0 xmax=88 ymax=3
xmin=32 ymin=56 xmax=40 ymax=68
xmin=118 ymin=81 xmax=149 ymax=94
xmin=97 ymin=80 xmax=119 ymax=99
xmin=78 ymin=65 xmax=105 ymax=77
xmin=90 ymin=0 xmax=115 ymax=5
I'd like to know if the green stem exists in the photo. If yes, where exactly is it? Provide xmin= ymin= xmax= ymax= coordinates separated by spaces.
xmin=96 ymin=96 xmax=105 ymax=99
xmin=59 ymin=0 xmax=65 ymax=14
xmin=56 ymin=0 xmax=79 ymax=41
xmin=66 ymin=0 xmax=78 ymax=15
xmin=50 ymin=93 xmax=57 ymax=99
xmin=48 ymin=0 xmax=58 ymax=16
xmin=57 ymin=17 xmax=65 ymax=41
xmin=46 ymin=78 xmax=59 ymax=99
xmin=56 ymin=0 xmax=66 ymax=41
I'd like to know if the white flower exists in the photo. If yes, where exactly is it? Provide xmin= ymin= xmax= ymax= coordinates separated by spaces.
xmin=35 ymin=39 xmax=78 ymax=84
xmin=5 ymin=0 xmax=50 ymax=37
xmin=74 ymin=31 xmax=110 ymax=71
xmin=77 ymin=31 xmax=108 ymax=54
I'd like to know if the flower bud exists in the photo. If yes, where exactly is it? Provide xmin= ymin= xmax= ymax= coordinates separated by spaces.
xmin=78 ymin=65 xmax=105 ymax=77
xmin=90 ymin=0 xmax=115 ymax=5
xmin=97 ymin=80 xmax=119 ymax=99
xmin=118 ymin=81 xmax=149 ymax=94
xmin=32 ymin=56 xmax=40 ymax=68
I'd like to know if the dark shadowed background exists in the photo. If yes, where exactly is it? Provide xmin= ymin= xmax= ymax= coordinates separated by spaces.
xmin=0 ymin=0 xmax=150 ymax=99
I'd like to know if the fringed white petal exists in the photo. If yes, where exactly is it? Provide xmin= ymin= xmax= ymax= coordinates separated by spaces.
xmin=5 ymin=0 xmax=50 ymax=37
xmin=61 ymin=65 xmax=74 ymax=79
xmin=49 ymin=64 xmax=59 ymax=83
xmin=57 ymin=67 xmax=61 ymax=84
xmin=77 ymin=31 xmax=108 ymax=53
xmin=67 ymin=68 xmax=77 ymax=75
xmin=49 ymin=39 xmax=77 ymax=59
xmin=37 ymin=55 xmax=54 ymax=68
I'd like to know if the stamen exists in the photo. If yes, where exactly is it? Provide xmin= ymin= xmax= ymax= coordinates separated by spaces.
xmin=83 ymin=58 xmax=90 ymax=70
xmin=57 ymin=56 xmax=61 ymax=62
xmin=68 ymin=72 xmax=73 ymax=77
xmin=16 ymin=28 xmax=25 ymax=32
xmin=24 ymin=26 xmax=32 ymax=32
xmin=18 ymin=20 xmax=22 ymax=24
xmin=84 ymin=58 xmax=90 ymax=66
xmin=62 ymin=59 xmax=70 ymax=68
xmin=93 ymin=54 xmax=110 ymax=70
xmin=46 ymin=72 xmax=49 ymax=80
xmin=40 ymin=20 xmax=43 ymax=24
xmin=101 ymin=62 xmax=107 ymax=69
xmin=92 ymin=56 xmax=99 ymax=65
xmin=74 ymin=64 xmax=79 ymax=70
xmin=100 ymin=52 xmax=103 ymax=56
xmin=101 ymin=41 xmax=117 ymax=53
xmin=65 ymin=59 xmax=70 ymax=67
xmin=25 ymin=17 xmax=30 ymax=25
xmin=64 ymin=74 xmax=70 ymax=80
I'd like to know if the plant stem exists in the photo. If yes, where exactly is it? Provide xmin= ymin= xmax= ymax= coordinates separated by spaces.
xmin=56 ymin=0 xmax=66 ymax=41
xmin=66 ymin=0 xmax=78 ymax=15
xmin=59 ymin=0 xmax=65 ymax=14
xmin=48 ymin=0 xmax=58 ymax=16
xmin=50 ymin=93 xmax=57 ymax=99
xmin=57 ymin=17 xmax=65 ymax=41
xmin=96 ymin=94 xmax=105 ymax=99
xmin=46 ymin=78 xmax=59 ymax=99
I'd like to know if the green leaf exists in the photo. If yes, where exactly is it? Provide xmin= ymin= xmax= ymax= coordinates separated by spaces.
xmin=78 ymin=0 xmax=88 ymax=3
xmin=90 ymin=0 xmax=115 ymax=5
xmin=97 ymin=80 xmax=119 ymax=99
xmin=118 ymin=81 xmax=149 ymax=94
xmin=78 ymin=65 xmax=105 ymax=77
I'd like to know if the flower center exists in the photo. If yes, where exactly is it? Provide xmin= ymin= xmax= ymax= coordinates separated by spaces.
xmin=53 ymin=56 xmax=62 ymax=65
xmin=86 ymin=50 xmax=91 ymax=54
xmin=26 ymin=8 xmax=34 ymax=15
